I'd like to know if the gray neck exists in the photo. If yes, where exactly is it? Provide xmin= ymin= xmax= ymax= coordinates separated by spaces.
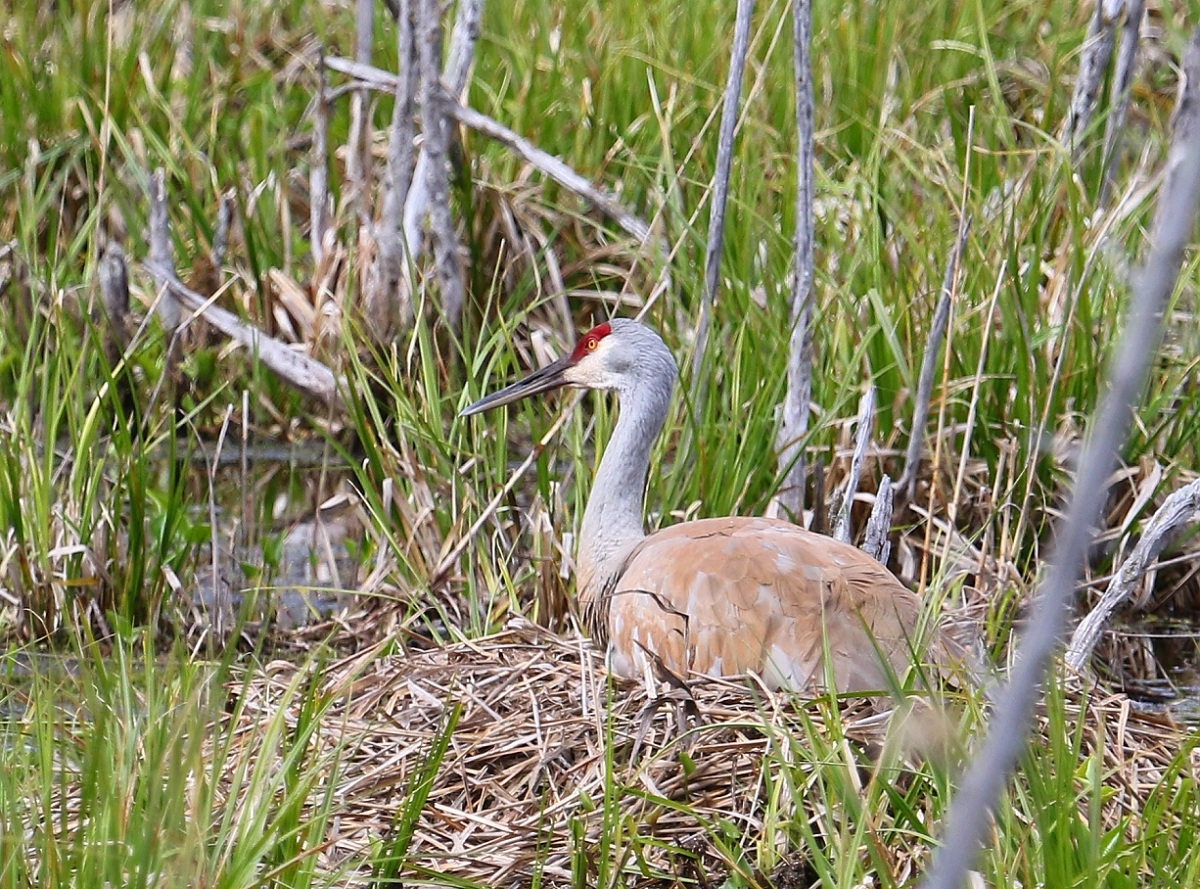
xmin=576 ymin=381 xmax=672 ymax=602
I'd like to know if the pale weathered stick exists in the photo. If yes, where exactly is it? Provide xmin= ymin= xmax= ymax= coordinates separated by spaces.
xmin=691 ymin=0 xmax=757 ymax=388
xmin=418 ymin=0 xmax=465 ymax=329
xmin=1099 ymin=0 xmax=1146 ymax=208
xmin=451 ymin=103 xmax=654 ymax=246
xmin=833 ymin=385 xmax=877 ymax=544
xmin=213 ymin=189 xmax=235 ymax=269
xmin=1066 ymin=477 xmax=1200 ymax=672
xmin=402 ymin=0 xmax=485 ymax=263
xmin=148 ymin=269 xmax=345 ymax=411
xmin=863 ymin=475 xmax=894 ymax=565
xmin=147 ymin=170 xmax=181 ymax=333
xmin=773 ymin=0 xmax=816 ymax=520
xmin=442 ymin=0 xmax=484 ymax=97
xmin=1064 ymin=0 xmax=1123 ymax=157
xmin=144 ymin=170 xmax=344 ymax=411
xmin=921 ymin=26 xmax=1200 ymax=889
xmin=98 ymin=241 xmax=132 ymax=369
xmin=898 ymin=215 xmax=972 ymax=503
xmin=207 ymin=405 xmax=235 ymax=641
xmin=346 ymin=0 xmax=376 ymax=219
xmin=98 ymin=243 xmax=130 ymax=339
xmin=377 ymin=0 xmax=419 ymax=330
xmin=311 ymin=58 xmax=332 ymax=268
xmin=325 ymin=54 xmax=657 ymax=249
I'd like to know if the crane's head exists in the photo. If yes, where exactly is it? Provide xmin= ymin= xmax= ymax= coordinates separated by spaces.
xmin=460 ymin=318 xmax=677 ymax=417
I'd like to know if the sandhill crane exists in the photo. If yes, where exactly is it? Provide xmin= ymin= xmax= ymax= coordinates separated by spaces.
xmin=462 ymin=319 xmax=946 ymax=692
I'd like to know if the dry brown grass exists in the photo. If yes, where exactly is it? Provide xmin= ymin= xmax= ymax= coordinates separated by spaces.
xmin=218 ymin=624 xmax=1185 ymax=886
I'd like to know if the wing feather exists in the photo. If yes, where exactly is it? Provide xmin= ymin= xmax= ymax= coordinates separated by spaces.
xmin=604 ymin=517 xmax=928 ymax=691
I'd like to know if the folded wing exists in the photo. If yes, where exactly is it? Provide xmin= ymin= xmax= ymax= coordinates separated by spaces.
xmin=605 ymin=517 xmax=928 ymax=691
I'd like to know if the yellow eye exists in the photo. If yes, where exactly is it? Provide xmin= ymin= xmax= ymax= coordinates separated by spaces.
xmin=587 ymin=337 xmax=598 ymax=351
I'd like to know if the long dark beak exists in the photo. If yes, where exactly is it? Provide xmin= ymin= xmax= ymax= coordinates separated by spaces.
xmin=460 ymin=355 xmax=573 ymax=417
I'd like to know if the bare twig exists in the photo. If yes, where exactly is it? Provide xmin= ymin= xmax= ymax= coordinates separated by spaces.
xmin=325 ymin=55 xmax=412 ymax=89
xmin=1064 ymin=0 xmax=1124 ymax=157
xmin=326 ymin=54 xmax=658 ymax=251
xmin=1066 ymin=477 xmax=1200 ymax=672
xmin=376 ymin=0 xmax=419 ymax=331
xmin=346 ymin=0 xmax=376 ymax=219
xmin=451 ymin=103 xmax=654 ymax=245
xmin=922 ymin=26 xmax=1200 ymax=889
xmin=311 ymin=57 xmax=332 ymax=268
xmin=213 ymin=189 xmax=235 ymax=269
xmin=418 ymin=0 xmax=465 ymax=329
xmin=691 ymin=0 xmax=757 ymax=389
xmin=833 ymin=386 xmax=876 ymax=544
xmin=152 ymin=270 xmax=345 ymax=411
xmin=147 ymin=170 xmax=180 ymax=333
xmin=402 ymin=0 xmax=485 ymax=263
xmin=145 ymin=170 xmax=344 ymax=412
xmin=1099 ymin=0 xmax=1146 ymax=208
xmin=863 ymin=475 xmax=894 ymax=565
xmin=98 ymin=242 xmax=130 ymax=341
xmin=898 ymin=215 xmax=972 ymax=503
xmin=207 ymin=406 xmax=235 ymax=642
xmin=97 ymin=241 xmax=132 ymax=374
xmin=772 ymin=0 xmax=815 ymax=521
xmin=438 ymin=393 xmax=584 ymax=588
xmin=442 ymin=0 xmax=484 ymax=96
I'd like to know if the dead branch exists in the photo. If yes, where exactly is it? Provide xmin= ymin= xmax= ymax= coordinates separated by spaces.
xmin=898 ymin=215 xmax=972 ymax=503
xmin=376 ymin=0 xmax=419 ymax=333
xmin=863 ymin=475 xmax=894 ymax=565
xmin=772 ymin=0 xmax=815 ymax=521
xmin=144 ymin=169 xmax=345 ymax=412
xmin=213 ymin=189 xmax=235 ymax=269
xmin=402 ymin=0 xmax=485 ymax=264
xmin=833 ymin=386 xmax=876 ymax=544
xmin=311 ymin=57 xmax=332 ymax=268
xmin=98 ymin=243 xmax=130 ymax=343
xmin=1099 ymin=0 xmax=1146 ymax=207
xmin=691 ymin=0 xmax=757 ymax=390
xmin=147 ymin=171 xmax=181 ymax=333
xmin=1066 ymin=477 xmax=1200 ymax=672
xmin=443 ymin=0 xmax=484 ymax=96
xmin=922 ymin=25 xmax=1200 ymax=889
xmin=345 ymin=0 xmax=376 ymax=221
xmin=451 ymin=102 xmax=654 ymax=245
xmin=325 ymin=54 xmax=658 ymax=249
xmin=1064 ymin=0 xmax=1124 ymax=157
xmin=98 ymin=241 xmax=132 ymax=374
xmin=418 ymin=0 xmax=465 ymax=330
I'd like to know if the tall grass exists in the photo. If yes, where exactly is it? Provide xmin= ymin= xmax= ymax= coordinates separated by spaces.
xmin=1 ymin=0 xmax=1197 ymax=884
xmin=0 ymin=635 xmax=354 ymax=888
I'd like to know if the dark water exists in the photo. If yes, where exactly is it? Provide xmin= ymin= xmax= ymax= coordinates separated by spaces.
xmin=1108 ymin=618 xmax=1200 ymax=725
xmin=184 ymin=441 xmax=363 ymax=630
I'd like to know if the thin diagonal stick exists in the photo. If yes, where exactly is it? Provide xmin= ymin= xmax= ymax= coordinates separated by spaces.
xmin=921 ymin=26 xmax=1200 ymax=889
xmin=774 ymin=0 xmax=815 ymax=520
xmin=691 ymin=0 xmax=757 ymax=398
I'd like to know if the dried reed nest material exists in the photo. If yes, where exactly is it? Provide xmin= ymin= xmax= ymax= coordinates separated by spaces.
xmin=221 ymin=625 xmax=1190 ymax=886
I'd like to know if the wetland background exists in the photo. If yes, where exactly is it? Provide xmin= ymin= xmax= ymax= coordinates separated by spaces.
xmin=2 ymin=0 xmax=1200 ymax=885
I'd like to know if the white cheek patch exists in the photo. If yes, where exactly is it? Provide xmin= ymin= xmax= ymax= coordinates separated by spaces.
xmin=564 ymin=340 xmax=616 ymax=388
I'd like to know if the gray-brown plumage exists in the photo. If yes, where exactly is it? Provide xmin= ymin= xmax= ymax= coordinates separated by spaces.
xmin=463 ymin=319 xmax=947 ymax=692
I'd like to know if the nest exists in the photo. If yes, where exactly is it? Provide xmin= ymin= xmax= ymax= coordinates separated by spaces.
xmin=225 ymin=625 xmax=1186 ymax=887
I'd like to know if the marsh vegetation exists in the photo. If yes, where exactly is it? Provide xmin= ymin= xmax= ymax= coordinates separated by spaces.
xmin=2 ymin=0 xmax=1199 ymax=885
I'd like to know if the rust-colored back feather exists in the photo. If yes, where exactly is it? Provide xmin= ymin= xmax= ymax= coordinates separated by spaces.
xmin=592 ymin=517 xmax=935 ymax=692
